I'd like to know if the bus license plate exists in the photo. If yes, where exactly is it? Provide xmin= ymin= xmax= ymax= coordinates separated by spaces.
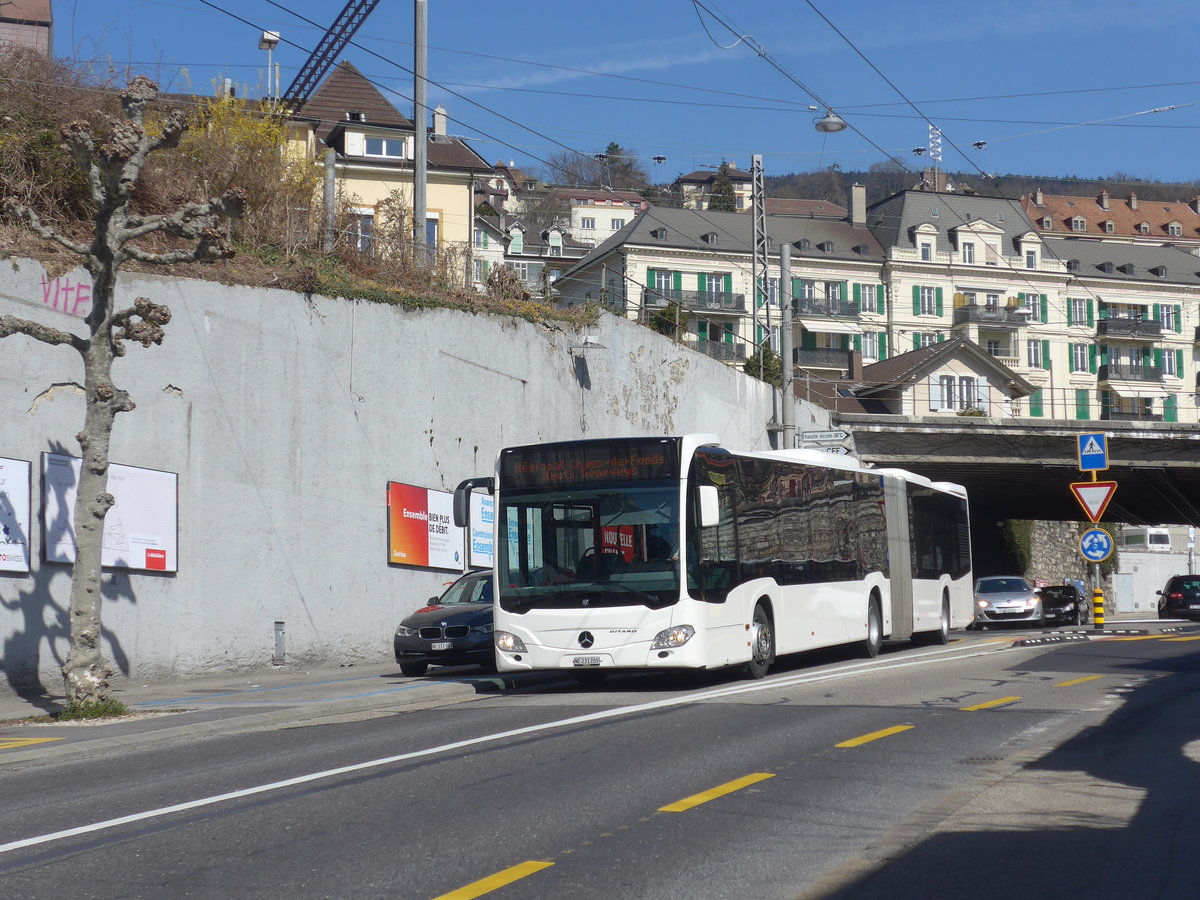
xmin=573 ymin=656 xmax=602 ymax=667
xmin=431 ymin=641 xmax=453 ymax=650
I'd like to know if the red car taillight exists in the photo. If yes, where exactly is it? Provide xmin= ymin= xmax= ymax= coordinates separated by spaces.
xmin=1169 ymin=592 xmax=1185 ymax=600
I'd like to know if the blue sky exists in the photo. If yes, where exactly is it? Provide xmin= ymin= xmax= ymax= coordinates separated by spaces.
xmin=52 ymin=0 xmax=1200 ymax=190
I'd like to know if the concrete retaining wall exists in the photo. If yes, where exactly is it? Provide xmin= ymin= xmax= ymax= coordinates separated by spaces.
xmin=0 ymin=259 xmax=829 ymax=685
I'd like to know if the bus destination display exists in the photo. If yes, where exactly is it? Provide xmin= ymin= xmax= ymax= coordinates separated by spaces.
xmin=501 ymin=439 xmax=678 ymax=489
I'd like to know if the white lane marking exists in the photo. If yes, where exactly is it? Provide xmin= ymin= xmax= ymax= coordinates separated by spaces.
xmin=0 ymin=640 xmax=1009 ymax=855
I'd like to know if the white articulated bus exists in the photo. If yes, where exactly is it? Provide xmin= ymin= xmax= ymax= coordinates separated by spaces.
xmin=453 ymin=434 xmax=972 ymax=680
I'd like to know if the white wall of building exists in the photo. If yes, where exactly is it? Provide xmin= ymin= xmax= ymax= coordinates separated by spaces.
xmin=0 ymin=259 xmax=827 ymax=684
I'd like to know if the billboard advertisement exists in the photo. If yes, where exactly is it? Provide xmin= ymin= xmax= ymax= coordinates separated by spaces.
xmin=469 ymin=492 xmax=494 ymax=569
xmin=386 ymin=481 xmax=464 ymax=571
xmin=41 ymin=453 xmax=178 ymax=572
xmin=0 ymin=456 xmax=32 ymax=573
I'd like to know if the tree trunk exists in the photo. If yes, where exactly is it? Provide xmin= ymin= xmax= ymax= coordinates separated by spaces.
xmin=62 ymin=329 xmax=120 ymax=704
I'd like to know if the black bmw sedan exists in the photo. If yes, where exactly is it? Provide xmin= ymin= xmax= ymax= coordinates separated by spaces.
xmin=393 ymin=571 xmax=494 ymax=676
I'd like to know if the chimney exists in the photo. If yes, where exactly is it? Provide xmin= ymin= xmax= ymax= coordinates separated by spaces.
xmin=509 ymin=159 xmax=516 ymax=168
xmin=846 ymin=349 xmax=863 ymax=382
xmin=1034 ymin=188 xmax=1043 ymax=206
xmin=1190 ymin=196 xmax=1200 ymax=215
xmin=1098 ymin=189 xmax=1109 ymax=210
xmin=432 ymin=105 xmax=447 ymax=137
xmin=850 ymin=183 xmax=866 ymax=225
xmin=1128 ymin=192 xmax=1138 ymax=211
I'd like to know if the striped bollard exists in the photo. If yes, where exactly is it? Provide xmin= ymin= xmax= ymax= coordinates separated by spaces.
xmin=1093 ymin=588 xmax=1105 ymax=630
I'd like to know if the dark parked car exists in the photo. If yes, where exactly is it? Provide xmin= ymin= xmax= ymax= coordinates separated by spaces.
xmin=1037 ymin=584 xmax=1089 ymax=626
xmin=1157 ymin=575 xmax=1200 ymax=620
xmin=393 ymin=571 xmax=494 ymax=676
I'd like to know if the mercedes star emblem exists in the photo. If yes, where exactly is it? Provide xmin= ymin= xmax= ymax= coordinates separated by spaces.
xmin=578 ymin=632 xmax=595 ymax=648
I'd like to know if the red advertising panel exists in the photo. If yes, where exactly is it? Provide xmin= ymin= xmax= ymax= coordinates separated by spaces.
xmin=386 ymin=481 xmax=466 ymax=571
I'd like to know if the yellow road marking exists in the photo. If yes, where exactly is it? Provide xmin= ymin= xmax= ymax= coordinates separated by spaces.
xmin=836 ymin=724 xmax=914 ymax=748
xmin=659 ymin=772 xmax=775 ymax=813
xmin=1161 ymin=636 xmax=1200 ymax=642
xmin=0 ymin=737 xmax=63 ymax=751
xmin=960 ymin=696 xmax=1020 ymax=711
xmin=1107 ymin=635 xmax=1160 ymax=641
xmin=1056 ymin=675 xmax=1104 ymax=687
xmin=430 ymin=861 xmax=554 ymax=900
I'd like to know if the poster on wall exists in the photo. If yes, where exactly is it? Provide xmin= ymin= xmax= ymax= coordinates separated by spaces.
xmin=41 ymin=453 xmax=179 ymax=572
xmin=0 ymin=456 xmax=32 ymax=573
xmin=386 ymin=481 xmax=465 ymax=571
xmin=469 ymin=492 xmax=494 ymax=569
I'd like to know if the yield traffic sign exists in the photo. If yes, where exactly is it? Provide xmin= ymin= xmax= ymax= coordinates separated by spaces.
xmin=1070 ymin=481 xmax=1117 ymax=523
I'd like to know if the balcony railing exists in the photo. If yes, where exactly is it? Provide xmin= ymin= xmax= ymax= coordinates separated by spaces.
xmin=687 ymin=339 xmax=746 ymax=362
xmin=1098 ymin=363 xmax=1164 ymax=383
xmin=642 ymin=288 xmax=746 ymax=313
xmin=794 ymin=299 xmax=860 ymax=319
xmin=1098 ymin=317 xmax=1163 ymax=339
xmin=953 ymin=305 xmax=1030 ymax=326
xmin=793 ymin=348 xmax=850 ymax=370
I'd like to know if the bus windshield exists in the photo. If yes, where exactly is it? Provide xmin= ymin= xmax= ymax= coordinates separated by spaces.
xmin=497 ymin=484 xmax=681 ymax=613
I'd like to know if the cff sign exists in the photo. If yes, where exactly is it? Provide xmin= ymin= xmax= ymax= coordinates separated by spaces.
xmin=800 ymin=430 xmax=849 ymax=444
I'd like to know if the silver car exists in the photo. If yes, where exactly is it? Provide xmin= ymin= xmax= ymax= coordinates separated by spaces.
xmin=972 ymin=575 xmax=1043 ymax=627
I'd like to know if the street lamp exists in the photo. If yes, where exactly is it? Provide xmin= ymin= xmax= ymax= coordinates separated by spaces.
xmin=258 ymin=30 xmax=280 ymax=105
xmin=813 ymin=108 xmax=848 ymax=133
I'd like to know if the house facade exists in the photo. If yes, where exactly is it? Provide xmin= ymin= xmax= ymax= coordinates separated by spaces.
xmin=471 ymin=215 xmax=589 ymax=296
xmin=671 ymin=166 xmax=753 ymax=211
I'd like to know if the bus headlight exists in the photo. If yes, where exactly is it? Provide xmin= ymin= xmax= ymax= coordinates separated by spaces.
xmin=651 ymin=625 xmax=695 ymax=649
xmin=495 ymin=631 xmax=527 ymax=653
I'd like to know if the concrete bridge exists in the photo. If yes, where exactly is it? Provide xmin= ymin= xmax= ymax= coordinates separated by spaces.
xmin=838 ymin=415 xmax=1200 ymax=527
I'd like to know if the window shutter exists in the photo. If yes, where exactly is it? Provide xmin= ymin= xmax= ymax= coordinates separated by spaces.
xmin=1066 ymin=302 xmax=1073 ymax=326
xmin=912 ymin=285 xmax=921 ymax=315
xmin=1075 ymin=389 xmax=1090 ymax=420
xmin=646 ymin=268 xmax=656 ymax=291
xmin=1029 ymin=388 xmax=1043 ymax=417
xmin=792 ymin=277 xmax=804 ymax=301
xmin=1018 ymin=292 xmax=1026 ymax=308
xmin=878 ymin=332 xmax=887 ymax=360
xmin=1098 ymin=302 xmax=1109 ymax=320
xmin=1165 ymin=394 xmax=1179 ymax=423
xmin=1175 ymin=305 xmax=1183 ymax=333
xmin=723 ymin=273 xmax=733 ymax=295
xmin=913 ymin=334 xmax=920 ymax=350
xmin=697 ymin=273 xmax=705 ymax=292
xmin=852 ymin=283 xmax=861 ymax=304
xmin=937 ymin=332 xmax=946 ymax=342
xmin=1040 ymin=294 xmax=1048 ymax=323
xmin=1042 ymin=339 xmax=1051 ymax=370
xmin=1153 ymin=304 xmax=1161 ymax=323
xmin=1089 ymin=344 xmax=1097 ymax=374
xmin=1154 ymin=348 xmax=1164 ymax=369
xmin=1177 ymin=349 xmax=1184 ymax=374
xmin=840 ymin=281 xmax=849 ymax=307
xmin=802 ymin=330 xmax=815 ymax=349
xmin=929 ymin=376 xmax=942 ymax=410
xmin=877 ymin=285 xmax=886 ymax=315
xmin=673 ymin=271 xmax=682 ymax=292
xmin=853 ymin=334 xmax=862 ymax=352
xmin=935 ymin=286 xmax=944 ymax=316
xmin=1086 ymin=299 xmax=1094 ymax=327
xmin=698 ymin=320 xmax=708 ymax=341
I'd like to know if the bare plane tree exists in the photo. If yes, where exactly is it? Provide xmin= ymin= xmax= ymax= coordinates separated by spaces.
xmin=0 ymin=76 xmax=244 ymax=709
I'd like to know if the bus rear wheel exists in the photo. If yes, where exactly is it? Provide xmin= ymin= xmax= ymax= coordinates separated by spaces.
xmin=861 ymin=597 xmax=882 ymax=658
xmin=744 ymin=603 xmax=775 ymax=679
xmin=917 ymin=593 xmax=951 ymax=645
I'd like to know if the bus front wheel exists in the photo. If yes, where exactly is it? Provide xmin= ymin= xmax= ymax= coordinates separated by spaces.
xmin=861 ymin=598 xmax=882 ymax=658
xmin=744 ymin=603 xmax=775 ymax=679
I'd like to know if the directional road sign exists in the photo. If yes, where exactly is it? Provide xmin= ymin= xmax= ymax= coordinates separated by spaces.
xmin=1078 ymin=527 xmax=1114 ymax=563
xmin=1070 ymin=481 xmax=1118 ymax=523
xmin=800 ymin=430 xmax=849 ymax=444
xmin=1076 ymin=432 xmax=1109 ymax=472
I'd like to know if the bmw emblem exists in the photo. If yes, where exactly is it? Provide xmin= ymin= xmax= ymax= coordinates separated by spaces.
xmin=578 ymin=632 xmax=595 ymax=648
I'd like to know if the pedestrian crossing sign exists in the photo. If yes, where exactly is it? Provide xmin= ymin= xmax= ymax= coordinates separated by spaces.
xmin=1076 ymin=432 xmax=1109 ymax=472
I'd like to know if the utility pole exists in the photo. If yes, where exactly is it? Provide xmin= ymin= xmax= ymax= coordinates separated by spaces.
xmin=780 ymin=243 xmax=795 ymax=449
xmin=413 ymin=0 xmax=428 ymax=258
xmin=750 ymin=154 xmax=768 ymax=380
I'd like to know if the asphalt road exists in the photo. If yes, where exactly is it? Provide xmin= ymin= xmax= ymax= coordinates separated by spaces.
xmin=1 ymin=629 xmax=1198 ymax=899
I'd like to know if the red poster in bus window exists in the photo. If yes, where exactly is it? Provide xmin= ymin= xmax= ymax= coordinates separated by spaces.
xmin=601 ymin=525 xmax=635 ymax=562
xmin=387 ymin=482 xmax=430 ymax=567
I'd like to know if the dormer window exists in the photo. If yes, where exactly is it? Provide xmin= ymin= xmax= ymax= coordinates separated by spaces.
xmin=1100 ymin=261 xmax=1114 ymax=273
xmin=1104 ymin=220 xmax=1115 ymax=233
xmin=817 ymin=241 xmax=833 ymax=253
xmin=1139 ymin=222 xmax=1151 ymax=234
xmin=1066 ymin=259 xmax=1080 ymax=272
xmin=364 ymin=137 xmax=407 ymax=158
xmin=346 ymin=111 xmax=365 ymax=122
xmin=920 ymin=241 xmax=932 ymax=261
xmin=1151 ymin=266 xmax=1167 ymax=277
xmin=1071 ymin=216 xmax=1086 ymax=231
xmin=1118 ymin=263 xmax=1135 ymax=275
xmin=1168 ymin=222 xmax=1183 ymax=237
xmin=796 ymin=239 xmax=811 ymax=251
xmin=1041 ymin=217 xmax=1052 ymax=229
xmin=509 ymin=231 xmax=524 ymax=254
xmin=650 ymin=227 xmax=667 ymax=240
xmin=702 ymin=232 xmax=718 ymax=245
xmin=930 ymin=205 xmax=939 ymax=217
xmin=852 ymin=244 xmax=869 ymax=255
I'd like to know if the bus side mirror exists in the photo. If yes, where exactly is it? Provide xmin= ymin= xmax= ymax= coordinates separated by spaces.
xmin=698 ymin=485 xmax=720 ymax=528
xmin=452 ymin=476 xmax=494 ymax=528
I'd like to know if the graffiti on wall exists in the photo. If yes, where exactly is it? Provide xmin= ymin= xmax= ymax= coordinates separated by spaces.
xmin=40 ymin=275 xmax=92 ymax=318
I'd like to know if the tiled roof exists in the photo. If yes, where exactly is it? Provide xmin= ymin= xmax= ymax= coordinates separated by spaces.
xmin=297 ymin=61 xmax=412 ymax=142
xmin=1022 ymin=190 xmax=1200 ymax=242
xmin=1044 ymin=237 xmax=1200 ymax=287
xmin=858 ymin=336 xmax=1033 ymax=397
xmin=673 ymin=168 xmax=752 ymax=185
xmin=0 ymin=0 xmax=51 ymax=23
xmin=762 ymin=198 xmax=847 ymax=217
xmin=552 ymin=186 xmax=646 ymax=205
